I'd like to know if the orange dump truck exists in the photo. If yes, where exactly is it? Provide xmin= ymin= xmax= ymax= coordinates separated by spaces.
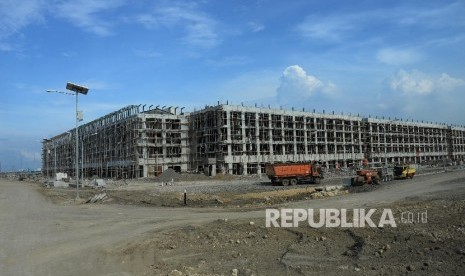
xmin=265 ymin=162 xmax=323 ymax=186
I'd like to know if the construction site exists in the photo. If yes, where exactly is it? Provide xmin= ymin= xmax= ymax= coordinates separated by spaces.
xmin=3 ymin=103 xmax=465 ymax=275
xmin=41 ymin=103 xmax=465 ymax=179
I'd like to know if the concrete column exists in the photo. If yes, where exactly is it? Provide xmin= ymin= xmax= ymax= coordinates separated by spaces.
xmin=332 ymin=120 xmax=337 ymax=156
xmin=255 ymin=112 xmax=261 ymax=163
xmin=281 ymin=115 xmax=285 ymax=157
xmin=314 ymin=118 xmax=319 ymax=155
xmin=240 ymin=112 xmax=248 ymax=173
xmin=226 ymin=111 xmax=232 ymax=157
xmin=303 ymin=117 xmax=308 ymax=156
xmin=143 ymin=164 xmax=148 ymax=177
xmin=323 ymin=119 xmax=328 ymax=154
xmin=292 ymin=116 xmax=297 ymax=161
xmin=211 ymin=164 xmax=217 ymax=177
xmin=162 ymin=118 xmax=167 ymax=158
xmin=359 ymin=121 xmax=363 ymax=160
xmin=141 ymin=116 xmax=148 ymax=160
xmin=241 ymin=112 xmax=246 ymax=154
xmin=268 ymin=113 xmax=273 ymax=157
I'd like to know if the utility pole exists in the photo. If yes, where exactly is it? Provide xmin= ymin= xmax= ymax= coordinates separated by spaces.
xmin=47 ymin=82 xmax=89 ymax=200
xmin=54 ymin=143 xmax=57 ymax=179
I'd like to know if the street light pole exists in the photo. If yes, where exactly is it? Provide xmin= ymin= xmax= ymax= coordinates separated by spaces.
xmin=75 ymin=91 xmax=80 ymax=198
xmin=81 ymin=139 xmax=84 ymax=180
xmin=47 ymin=82 xmax=89 ymax=200
xmin=54 ymin=143 xmax=57 ymax=179
xmin=66 ymin=82 xmax=89 ymax=199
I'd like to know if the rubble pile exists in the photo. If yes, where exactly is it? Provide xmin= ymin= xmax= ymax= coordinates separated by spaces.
xmin=152 ymin=169 xmax=211 ymax=183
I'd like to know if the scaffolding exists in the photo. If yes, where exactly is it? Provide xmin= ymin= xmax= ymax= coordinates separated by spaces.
xmin=42 ymin=105 xmax=189 ymax=179
xmin=43 ymin=103 xmax=465 ymax=178
xmin=189 ymin=104 xmax=465 ymax=175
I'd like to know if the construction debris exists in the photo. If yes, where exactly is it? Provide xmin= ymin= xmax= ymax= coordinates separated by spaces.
xmin=91 ymin=179 xmax=106 ymax=188
xmin=86 ymin=193 xmax=107 ymax=204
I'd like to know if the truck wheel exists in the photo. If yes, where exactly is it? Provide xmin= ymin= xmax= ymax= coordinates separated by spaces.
xmin=290 ymin=178 xmax=298 ymax=186
xmin=282 ymin=179 xmax=290 ymax=186
xmin=314 ymin=177 xmax=321 ymax=184
xmin=352 ymin=177 xmax=361 ymax=186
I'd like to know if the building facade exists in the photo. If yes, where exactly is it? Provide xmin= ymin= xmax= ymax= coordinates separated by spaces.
xmin=42 ymin=104 xmax=465 ymax=178
xmin=42 ymin=105 xmax=189 ymax=179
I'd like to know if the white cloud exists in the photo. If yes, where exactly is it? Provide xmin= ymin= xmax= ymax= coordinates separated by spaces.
xmin=280 ymin=65 xmax=323 ymax=93
xmin=137 ymin=3 xmax=219 ymax=49
xmin=390 ymin=69 xmax=465 ymax=95
xmin=297 ymin=3 xmax=465 ymax=43
xmin=376 ymin=48 xmax=422 ymax=65
xmin=396 ymin=2 xmax=465 ymax=29
xmin=0 ymin=42 xmax=14 ymax=51
xmin=54 ymin=0 xmax=126 ymax=36
xmin=0 ymin=0 xmax=129 ymax=40
xmin=437 ymin=73 xmax=465 ymax=91
xmin=390 ymin=70 xmax=433 ymax=95
xmin=0 ymin=0 xmax=45 ymax=50
xmin=276 ymin=65 xmax=335 ymax=105
xmin=248 ymin=21 xmax=264 ymax=32
xmin=0 ymin=0 xmax=45 ymax=37
xmin=297 ymin=16 xmax=356 ymax=41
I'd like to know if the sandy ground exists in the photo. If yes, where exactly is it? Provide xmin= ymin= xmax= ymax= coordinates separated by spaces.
xmin=1 ymin=170 xmax=464 ymax=275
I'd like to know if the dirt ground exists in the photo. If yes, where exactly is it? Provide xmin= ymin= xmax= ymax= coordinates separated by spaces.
xmin=1 ymin=170 xmax=465 ymax=276
xmin=110 ymin=191 xmax=465 ymax=276
xmin=96 ymin=172 xmax=465 ymax=276
xmin=40 ymin=177 xmax=349 ymax=208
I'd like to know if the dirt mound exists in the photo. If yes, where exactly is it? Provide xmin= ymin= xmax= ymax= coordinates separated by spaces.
xmin=155 ymin=168 xmax=181 ymax=183
xmin=153 ymin=169 xmax=212 ymax=183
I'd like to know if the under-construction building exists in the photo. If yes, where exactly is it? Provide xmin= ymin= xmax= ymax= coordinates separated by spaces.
xmin=42 ymin=105 xmax=188 ymax=178
xmin=42 ymin=103 xmax=465 ymax=178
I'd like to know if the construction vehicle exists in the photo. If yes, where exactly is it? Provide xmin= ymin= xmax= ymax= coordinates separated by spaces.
xmin=370 ymin=165 xmax=394 ymax=182
xmin=394 ymin=164 xmax=416 ymax=179
xmin=265 ymin=162 xmax=323 ymax=186
xmin=349 ymin=160 xmax=393 ymax=186
xmin=350 ymin=169 xmax=381 ymax=186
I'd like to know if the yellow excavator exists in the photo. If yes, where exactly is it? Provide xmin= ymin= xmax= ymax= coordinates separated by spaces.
xmin=394 ymin=164 xmax=416 ymax=179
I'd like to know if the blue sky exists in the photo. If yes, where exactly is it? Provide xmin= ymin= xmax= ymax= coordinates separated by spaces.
xmin=1 ymin=0 xmax=464 ymax=171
